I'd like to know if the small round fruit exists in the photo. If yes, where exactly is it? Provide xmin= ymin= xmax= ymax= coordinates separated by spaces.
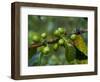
xmin=53 ymin=43 xmax=59 ymax=50
xmin=43 ymin=46 xmax=50 ymax=54
xmin=58 ymin=39 xmax=65 ymax=45
xmin=32 ymin=35 xmax=40 ymax=42
xmin=54 ymin=30 xmax=60 ymax=36
xmin=71 ymin=34 xmax=77 ymax=40
xmin=41 ymin=33 xmax=47 ymax=39
xmin=58 ymin=27 xmax=64 ymax=34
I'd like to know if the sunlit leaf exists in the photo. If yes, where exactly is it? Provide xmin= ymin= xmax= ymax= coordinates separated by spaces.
xmin=72 ymin=35 xmax=87 ymax=56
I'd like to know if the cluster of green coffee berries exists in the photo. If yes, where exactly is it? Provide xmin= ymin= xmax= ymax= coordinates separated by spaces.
xmin=53 ymin=27 xmax=66 ymax=50
xmin=32 ymin=32 xmax=47 ymax=43
xmin=38 ymin=45 xmax=50 ymax=55
xmin=43 ymin=28 xmax=65 ymax=54
xmin=54 ymin=27 xmax=65 ymax=37
xmin=32 ymin=32 xmax=50 ymax=54
xmin=32 ymin=27 xmax=77 ymax=55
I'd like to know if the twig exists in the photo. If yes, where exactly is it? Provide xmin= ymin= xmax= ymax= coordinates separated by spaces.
xmin=29 ymin=38 xmax=59 ymax=48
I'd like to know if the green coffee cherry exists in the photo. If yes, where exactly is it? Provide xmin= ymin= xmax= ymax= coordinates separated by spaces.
xmin=42 ymin=46 xmax=50 ymax=54
xmin=32 ymin=35 xmax=40 ymax=42
xmin=58 ymin=27 xmax=64 ymax=34
xmin=41 ymin=33 xmax=47 ymax=39
xmin=53 ymin=43 xmax=59 ymax=50
xmin=58 ymin=39 xmax=65 ymax=45
xmin=54 ymin=30 xmax=60 ymax=36
xmin=71 ymin=34 xmax=77 ymax=40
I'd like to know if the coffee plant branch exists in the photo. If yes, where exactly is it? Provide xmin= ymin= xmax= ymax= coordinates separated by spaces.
xmin=29 ymin=29 xmax=87 ymax=49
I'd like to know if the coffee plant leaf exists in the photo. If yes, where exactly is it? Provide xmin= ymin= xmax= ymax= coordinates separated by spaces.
xmin=72 ymin=35 xmax=87 ymax=56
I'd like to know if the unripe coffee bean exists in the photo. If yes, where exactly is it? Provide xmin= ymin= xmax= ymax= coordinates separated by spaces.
xmin=41 ymin=33 xmax=47 ymax=39
xmin=71 ymin=34 xmax=77 ymax=40
xmin=58 ymin=39 xmax=65 ymax=45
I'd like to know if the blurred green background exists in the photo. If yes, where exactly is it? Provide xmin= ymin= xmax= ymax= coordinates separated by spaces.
xmin=28 ymin=15 xmax=88 ymax=66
